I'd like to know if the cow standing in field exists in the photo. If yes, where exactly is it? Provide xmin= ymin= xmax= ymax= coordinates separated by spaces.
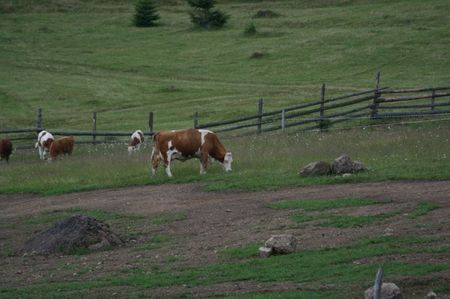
xmin=35 ymin=130 xmax=54 ymax=160
xmin=49 ymin=136 xmax=74 ymax=160
xmin=0 ymin=139 xmax=13 ymax=163
xmin=151 ymin=128 xmax=233 ymax=177
xmin=128 ymin=130 xmax=145 ymax=154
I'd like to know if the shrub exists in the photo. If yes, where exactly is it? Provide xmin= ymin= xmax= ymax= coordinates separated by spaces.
xmin=186 ymin=0 xmax=229 ymax=29
xmin=244 ymin=22 xmax=257 ymax=36
xmin=134 ymin=0 xmax=160 ymax=27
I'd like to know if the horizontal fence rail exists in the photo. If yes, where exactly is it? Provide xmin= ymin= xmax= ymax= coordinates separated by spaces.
xmin=1 ymin=111 xmax=155 ymax=150
xmin=193 ymin=73 xmax=450 ymax=135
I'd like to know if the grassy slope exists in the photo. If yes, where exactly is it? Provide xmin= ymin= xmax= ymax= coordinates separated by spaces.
xmin=1 ymin=124 xmax=450 ymax=194
xmin=1 ymin=0 xmax=449 ymax=131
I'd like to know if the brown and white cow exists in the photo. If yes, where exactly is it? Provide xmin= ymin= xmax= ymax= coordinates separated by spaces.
xmin=151 ymin=128 xmax=233 ymax=177
xmin=128 ymin=130 xmax=145 ymax=154
xmin=49 ymin=136 xmax=74 ymax=160
xmin=0 ymin=139 xmax=13 ymax=163
xmin=35 ymin=130 xmax=54 ymax=160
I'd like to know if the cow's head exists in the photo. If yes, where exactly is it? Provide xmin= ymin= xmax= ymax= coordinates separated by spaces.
xmin=223 ymin=151 xmax=233 ymax=172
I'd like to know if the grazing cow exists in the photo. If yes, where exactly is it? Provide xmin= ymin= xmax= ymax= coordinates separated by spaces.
xmin=0 ymin=139 xmax=13 ymax=163
xmin=49 ymin=136 xmax=74 ymax=160
xmin=35 ymin=130 xmax=54 ymax=160
xmin=151 ymin=128 xmax=233 ymax=177
xmin=128 ymin=130 xmax=145 ymax=154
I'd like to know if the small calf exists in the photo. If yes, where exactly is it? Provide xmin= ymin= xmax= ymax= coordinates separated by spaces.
xmin=49 ymin=136 xmax=74 ymax=160
xmin=128 ymin=130 xmax=145 ymax=154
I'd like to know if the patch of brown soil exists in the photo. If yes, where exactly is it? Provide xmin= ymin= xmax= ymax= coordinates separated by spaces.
xmin=0 ymin=180 xmax=449 ymax=297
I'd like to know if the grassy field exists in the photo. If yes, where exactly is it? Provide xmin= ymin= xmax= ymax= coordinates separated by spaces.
xmin=1 ymin=0 xmax=449 ymax=131
xmin=1 ymin=123 xmax=450 ymax=194
xmin=1 ymin=2 xmax=449 ymax=297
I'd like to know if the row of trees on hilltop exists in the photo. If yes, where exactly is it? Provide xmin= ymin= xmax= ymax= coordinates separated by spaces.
xmin=134 ymin=0 xmax=229 ymax=29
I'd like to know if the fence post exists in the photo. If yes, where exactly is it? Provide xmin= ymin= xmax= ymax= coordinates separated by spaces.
xmin=92 ymin=112 xmax=97 ymax=145
xmin=373 ymin=266 xmax=384 ymax=299
xmin=257 ymin=98 xmax=263 ymax=134
xmin=148 ymin=112 xmax=154 ymax=134
xmin=431 ymin=90 xmax=436 ymax=111
xmin=36 ymin=108 xmax=42 ymax=133
xmin=320 ymin=83 xmax=326 ymax=131
xmin=371 ymin=71 xmax=381 ymax=119
xmin=281 ymin=109 xmax=286 ymax=132
xmin=193 ymin=112 xmax=199 ymax=129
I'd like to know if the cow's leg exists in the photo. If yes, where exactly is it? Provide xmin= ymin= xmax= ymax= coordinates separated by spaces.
xmin=165 ymin=150 xmax=173 ymax=177
xmin=38 ymin=146 xmax=44 ymax=160
xmin=200 ymin=151 xmax=208 ymax=175
xmin=150 ymin=147 xmax=160 ymax=176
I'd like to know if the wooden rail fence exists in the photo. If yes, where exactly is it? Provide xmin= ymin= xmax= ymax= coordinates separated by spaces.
xmin=0 ymin=111 xmax=155 ymax=149
xmin=2 ymin=73 xmax=450 ymax=149
xmin=194 ymin=73 xmax=450 ymax=134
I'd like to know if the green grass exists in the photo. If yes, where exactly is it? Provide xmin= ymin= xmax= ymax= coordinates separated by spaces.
xmin=291 ymin=212 xmax=398 ymax=228
xmin=1 ymin=124 xmax=450 ymax=194
xmin=409 ymin=201 xmax=440 ymax=218
xmin=1 ymin=235 xmax=449 ymax=298
xmin=1 ymin=0 xmax=450 ymax=194
xmin=1 ymin=0 xmax=449 ymax=132
xmin=24 ymin=207 xmax=145 ymax=225
xmin=269 ymin=197 xmax=381 ymax=211
xmin=220 ymin=244 xmax=260 ymax=259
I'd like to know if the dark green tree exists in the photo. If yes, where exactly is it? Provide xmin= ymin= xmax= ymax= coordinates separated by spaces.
xmin=186 ymin=0 xmax=229 ymax=29
xmin=134 ymin=0 xmax=160 ymax=27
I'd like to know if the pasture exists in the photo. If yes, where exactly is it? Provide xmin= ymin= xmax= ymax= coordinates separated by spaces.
xmin=1 ymin=0 xmax=450 ymax=297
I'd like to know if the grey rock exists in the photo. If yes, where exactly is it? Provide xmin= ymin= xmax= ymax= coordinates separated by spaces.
xmin=23 ymin=215 xmax=123 ymax=255
xmin=331 ymin=154 xmax=367 ymax=175
xmin=265 ymin=234 xmax=297 ymax=254
xmin=299 ymin=161 xmax=331 ymax=176
xmin=364 ymin=282 xmax=401 ymax=299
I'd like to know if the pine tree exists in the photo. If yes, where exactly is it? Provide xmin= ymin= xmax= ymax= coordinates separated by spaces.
xmin=186 ymin=0 xmax=229 ymax=29
xmin=134 ymin=0 xmax=160 ymax=27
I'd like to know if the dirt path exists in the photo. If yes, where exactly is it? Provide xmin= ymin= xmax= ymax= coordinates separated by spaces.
xmin=1 ymin=180 xmax=449 ymax=298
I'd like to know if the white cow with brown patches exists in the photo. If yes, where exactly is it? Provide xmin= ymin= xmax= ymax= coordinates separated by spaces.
xmin=128 ymin=130 xmax=145 ymax=154
xmin=151 ymin=128 xmax=233 ymax=177
xmin=35 ymin=130 xmax=54 ymax=160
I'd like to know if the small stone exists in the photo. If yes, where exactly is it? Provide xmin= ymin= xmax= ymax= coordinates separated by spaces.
xmin=265 ymin=234 xmax=297 ymax=254
xmin=259 ymin=246 xmax=272 ymax=258
xmin=426 ymin=291 xmax=437 ymax=299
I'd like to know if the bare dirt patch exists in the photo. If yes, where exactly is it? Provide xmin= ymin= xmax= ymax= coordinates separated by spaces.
xmin=0 ymin=180 xmax=449 ymax=298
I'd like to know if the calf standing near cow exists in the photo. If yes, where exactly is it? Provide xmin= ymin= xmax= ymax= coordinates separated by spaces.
xmin=35 ymin=130 xmax=74 ymax=161
xmin=35 ymin=130 xmax=54 ymax=160
xmin=128 ymin=130 xmax=144 ymax=154
xmin=151 ymin=128 xmax=233 ymax=177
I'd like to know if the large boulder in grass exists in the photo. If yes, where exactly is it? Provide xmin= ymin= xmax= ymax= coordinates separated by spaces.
xmin=265 ymin=234 xmax=297 ymax=254
xmin=364 ymin=282 xmax=402 ymax=299
xmin=299 ymin=161 xmax=331 ymax=176
xmin=23 ymin=215 xmax=124 ymax=255
xmin=331 ymin=154 xmax=367 ymax=175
